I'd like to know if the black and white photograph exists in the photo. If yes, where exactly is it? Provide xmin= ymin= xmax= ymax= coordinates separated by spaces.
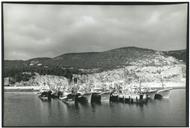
xmin=2 ymin=2 xmax=188 ymax=127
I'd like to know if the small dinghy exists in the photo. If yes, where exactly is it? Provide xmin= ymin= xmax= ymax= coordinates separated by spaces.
xmin=60 ymin=93 xmax=76 ymax=104
xmin=39 ymin=95 xmax=49 ymax=101
xmin=38 ymin=90 xmax=52 ymax=101
xmin=38 ymin=84 xmax=51 ymax=101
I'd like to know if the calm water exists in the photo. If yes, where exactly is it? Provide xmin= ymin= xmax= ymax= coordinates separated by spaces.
xmin=4 ymin=89 xmax=186 ymax=126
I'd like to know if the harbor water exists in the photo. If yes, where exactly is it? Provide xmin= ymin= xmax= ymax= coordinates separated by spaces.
xmin=3 ymin=89 xmax=186 ymax=126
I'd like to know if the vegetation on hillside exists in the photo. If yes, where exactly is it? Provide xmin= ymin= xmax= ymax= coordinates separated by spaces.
xmin=4 ymin=47 xmax=186 ymax=83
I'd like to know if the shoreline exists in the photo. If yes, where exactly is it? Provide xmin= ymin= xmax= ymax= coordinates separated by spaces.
xmin=4 ymin=81 xmax=186 ymax=92
xmin=4 ymin=86 xmax=40 ymax=92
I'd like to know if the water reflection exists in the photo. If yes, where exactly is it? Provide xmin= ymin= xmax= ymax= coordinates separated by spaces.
xmin=38 ymin=97 xmax=173 ymax=123
xmin=39 ymin=98 xmax=50 ymax=124
xmin=4 ymin=89 xmax=186 ymax=126
xmin=91 ymin=102 xmax=101 ymax=112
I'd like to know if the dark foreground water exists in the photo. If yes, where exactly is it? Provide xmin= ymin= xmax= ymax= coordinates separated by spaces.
xmin=4 ymin=89 xmax=186 ymax=126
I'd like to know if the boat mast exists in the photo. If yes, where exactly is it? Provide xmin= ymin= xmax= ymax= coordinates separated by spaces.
xmin=158 ymin=69 xmax=164 ymax=88
xmin=139 ymin=78 xmax=142 ymax=94
xmin=161 ymin=75 xmax=164 ymax=88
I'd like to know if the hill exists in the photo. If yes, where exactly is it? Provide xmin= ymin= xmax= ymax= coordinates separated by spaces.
xmin=26 ymin=46 xmax=184 ymax=69
xmin=163 ymin=49 xmax=186 ymax=62
xmin=4 ymin=47 xmax=186 ymax=81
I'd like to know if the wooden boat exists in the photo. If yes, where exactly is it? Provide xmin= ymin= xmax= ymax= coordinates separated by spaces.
xmin=154 ymin=75 xmax=172 ymax=99
xmin=38 ymin=93 xmax=51 ymax=101
xmin=77 ymin=87 xmax=92 ymax=103
xmin=139 ymin=93 xmax=148 ymax=103
xmin=118 ymin=93 xmax=125 ymax=102
xmin=100 ymin=91 xmax=111 ymax=102
xmin=90 ymin=88 xmax=102 ymax=103
xmin=79 ymin=92 xmax=92 ymax=103
xmin=155 ymin=88 xmax=172 ymax=99
xmin=91 ymin=92 xmax=101 ymax=103
xmin=60 ymin=93 xmax=76 ymax=104
xmin=124 ymin=94 xmax=131 ymax=103
xmin=145 ymin=89 xmax=158 ymax=99
xmin=130 ymin=93 xmax=140 ymax=103
xmin=78 ymin=87 xmax=111 ymax=103
xmin=39 ymin=95 xmax=49 ymax=101
xmin=61 ymin=98 xmax=75 ymax=104
xmin=110 ymin=92 xmax=119 ymax=102
xmin=51 ymin=90 xmax=59 ymax=98
xmin=38 ymin=88 xmax=52 ymax=101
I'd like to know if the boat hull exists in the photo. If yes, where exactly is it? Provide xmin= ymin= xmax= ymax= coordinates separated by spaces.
xmin=62 ymin=98 xmax=75 ymax=104
xmin=38 ymin=90 xmax=52 ymax=101
xmin=110 ymin=93 xmax=119 ymax=102
xmin=146 ymin=91 xmax=157 ymax=99
xmin=124 ymin=94 xmax=131 ymax=103
xmin=100 ymin=92 xmax=111 ymax=102
xmin=59 ymin=93 xmax=77 ymax=104
xmin=82 ymin=93 xmax=92 ymax=103
xmin=118 ymin=94 xmax=125 ymax=102
xmin=130 ymin=94 xmax=139 ymax=103
xmin=39 ymin=95 xmax=50 ymax=101
xmin=156 ymin=88 xmax=172 ymax=99
xmin=91 ymin=93 xmax=101 ymax=103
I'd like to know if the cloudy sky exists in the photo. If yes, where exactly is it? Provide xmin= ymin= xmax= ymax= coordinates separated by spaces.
xmin=4 ymin=3 xmax=187 ymax=60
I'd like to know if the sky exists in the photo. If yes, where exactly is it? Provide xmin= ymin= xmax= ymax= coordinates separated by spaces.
xmin=3 ymin=3 xmax=187 ymax=60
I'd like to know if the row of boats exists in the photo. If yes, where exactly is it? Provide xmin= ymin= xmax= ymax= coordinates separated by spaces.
xmin=37 ymin=85 xmax=172 ymax=104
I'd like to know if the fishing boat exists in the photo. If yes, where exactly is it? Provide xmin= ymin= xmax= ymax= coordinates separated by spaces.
xmin=38 ymin=86 xmax=52 ymax=101
xmin=130 ymin=93 xmax=140 ymax=103
xmin=110 ymin=91 xmax=119 ymax=102
xmin=79 ymin=92 xmax=92 ymax=103
xmin=145 ymin=88 xmax=158 ymax=99
xmin=117 ymin=93 xmax=124 ymax=102
xmin=77 ymin=86 xmax=92 ymax=103
xmin=60 ymin=91 xmax=76 ymax=104
xmin=124 ymin=93 xmax=131 ymax=103
xmin=155 ymin=88 xmax=172 ymax=99
xmin=39 ymin=95 xmax=49 ymax=101
xmin=50 ymin=90 xmax=59 ymax=98
xmin=38 ymin=91 xmax=52 ymax=101
xmin=100 ymin=91 xmax=111 ymax=102
xmin=91 ymin=88 xmax=102 ymax=103
xmin=155 ymin=76 xmax=172 ymax=99
xmin=128 ymin=84 xmax=148 ymax=104
xmin=140 ymin=87 xmax=157 ymax=99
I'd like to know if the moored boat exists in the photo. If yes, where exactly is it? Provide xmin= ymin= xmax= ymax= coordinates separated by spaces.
xmin=38 ymin=86 xmax=52 ymax=101
xmin=124 ymin=94 xmax=131 ymax=103
xmin=90 ymin=87 xmax=102 ymax=103
xmin=130 ymin=93 xmax=139 ymax=103
xmin=39 ymin=95 xmax=49 ymax=101
xmin=80 ymin=92 xmax=92 ymax=103
xmin=60 ymin=93 xmax=76 ymax=104
xmin=145 ymin=89 xmax=158 ymax=99
xmin=110 ymin=92 xmax=119 ymax=102
xmin=155 ymin=88 xmax=172 ymax=99
xmin=100 ymin=91 xmax=111 ymax=102
xmin=118 ymin=93 xmax=125 ymax=102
